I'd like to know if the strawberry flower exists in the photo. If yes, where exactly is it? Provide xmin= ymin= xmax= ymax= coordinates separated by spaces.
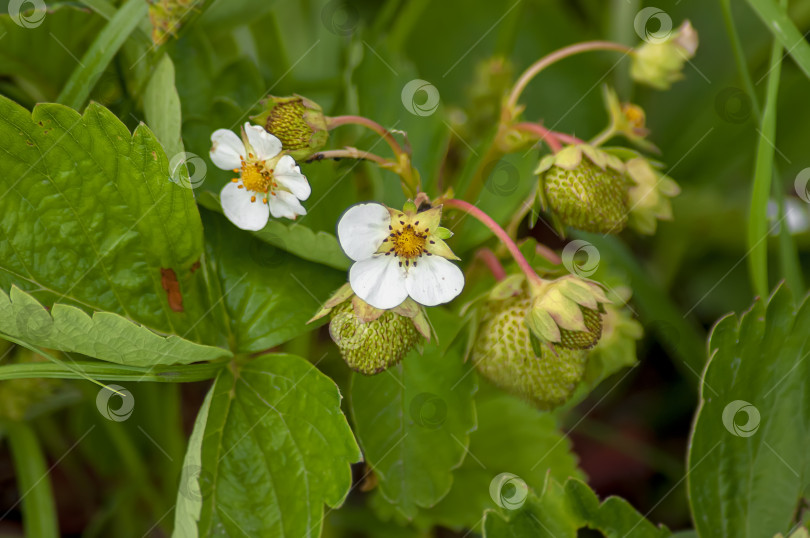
xmin=209 ymin=123 xmax=311 ymax=230
xmin=337 ymin=202 xmax=464 ymax=310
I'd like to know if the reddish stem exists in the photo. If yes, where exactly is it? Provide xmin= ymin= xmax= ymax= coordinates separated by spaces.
xmin=443 ymin=198 xmax=542 ymax=285
xmin=535 ymin=243 xmax=562 ymax=265
xmin=325 ymin=115 xmax=405 ymax=156
xmin=475 ymin=248 xmax=507 ymax=281
xmin=512 ymin=122 xmax=564 ymax=153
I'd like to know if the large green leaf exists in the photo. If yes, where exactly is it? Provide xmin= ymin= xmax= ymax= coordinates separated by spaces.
xmin=0 ymin=286 xmax=229 ymax=366
xmin=186 ymin=354 xmax=361 ymax=537
xmin=197 ymin=191 xmax=350 ymax=271
xmin=201 ymin=209 xmax=345 ymax=352
xmin=688 ymin=286 xmax=810 ymax=537
xmin=0 ymin=96 xmax=223 ymax=346
xmin=350 ymin=308 xmax=477 ymax=518
xmin=414 ymin=387 xmax=582 ymax=530
xmin=482 ymin=477 xmax=670 ymax=537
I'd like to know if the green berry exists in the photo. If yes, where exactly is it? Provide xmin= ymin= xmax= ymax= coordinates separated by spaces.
xmin=329 ymin=302 xmax=420 ymax=375
xmin=472 ymin=294 xmax=587 ymax=409
xmin=559 ymin=306 xmax=603 ymax=350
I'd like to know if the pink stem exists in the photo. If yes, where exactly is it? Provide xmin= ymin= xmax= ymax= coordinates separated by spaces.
xmin=475 ymin=248 xmax=507 ymax=281
xmin=325 ymin=115 xmax=405 ymax=156
xmin=506 ymin=41 xmax=633 ymax=112
xmin=512 ymin=122 xmax=564 ymax=153
xmin=443 ymin=198 xmax=542 ymax=285
xmin=535 ymin=243 xmax=562 ymax=265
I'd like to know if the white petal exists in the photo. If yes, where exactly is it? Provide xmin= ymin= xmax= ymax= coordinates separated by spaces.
xmin=220 ymin=182 xmax=269 ymax=231
xmin=349 ymin=255 xmax=409 ymax=310
xmin=210 ymin=129 xmax=245 ymax=170
xmin=268 ymin=191 xmax=306 ymax=220
xmin=337 ymin=203 xmax=391 ymax=261
xmin=405 ymin=255 xmax=464 ymax=307
xmin=244 ymin=123 xmax=282 ymax=160
xmin=274 ymin=155 xmax=311 ymax=200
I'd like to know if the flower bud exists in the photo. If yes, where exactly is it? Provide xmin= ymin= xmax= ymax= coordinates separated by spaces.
xmin=250 ymin=95 xmax=329 ymax=160
xmin=535 ymin=144 xmax=630 ymax=235
xmin=309 ymin=284 xmax=430 ymax=375
xmin=631 ymin=21 xmax=698 ymax=90
xmin=526 ymin=275 xmax=610 ymax=350
xmin=623 ymin=155 xmax=680 ymax=234
xmin=601 ymin=86 xmax=658 ymax=153
xmin=472 ymin=290 xmax=588 ymax=409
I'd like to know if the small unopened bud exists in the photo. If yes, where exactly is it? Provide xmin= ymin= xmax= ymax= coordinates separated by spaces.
xmin=250 ymin=95 xmax=329 ymax=159
xmin=624 ymin=156 xmax=680 ymax=234
xmin=631 ymin=21 xmax=699 ymax=90
xmin=601 ymin=85 xmax=657 ymax=153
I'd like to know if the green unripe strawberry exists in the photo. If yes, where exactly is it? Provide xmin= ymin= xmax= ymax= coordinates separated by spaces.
xmin=559 ymin=305 xmax=603 ymax=350
xmin=472 ymin=294 xmax=588 ymax=409
xmin=250 ymin=95 xmax=329 ymax=160
xmin=540 ymin=156 xmax=630 ymax=234
xmin=329 ymin=302 xmax=421 ymax=375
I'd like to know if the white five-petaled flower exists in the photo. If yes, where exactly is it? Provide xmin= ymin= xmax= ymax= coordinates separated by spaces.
xmin=210 ymin=123 xmax=311 ymax=231
xmin=337 ymin=202 xmax=465 ymax=310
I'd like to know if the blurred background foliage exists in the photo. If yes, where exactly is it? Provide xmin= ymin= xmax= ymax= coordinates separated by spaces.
xmin=0 ymin=0 xmax=809 ymax=535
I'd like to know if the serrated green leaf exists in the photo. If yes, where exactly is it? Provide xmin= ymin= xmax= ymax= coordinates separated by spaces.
xmin=198 ymin=191 xmax=350 ymax=270
xmin=0 ymin=96 xmax=224 ymax=346
xmin=201 ymin=209 xmax=345 ymax=352
xmin=188 ymin=354 xmax=361 ymax=537
xmin=482 ymin=476 xmax=669 ymax=537
xmin=414 ymin=388 xmax=582 ymax=530
xmin=350 ymin=308 xmax=476 ymax=518
xmin=688 ymin=285 xmax=810 ymax=537
xmin=0 ymin=285 xmax=230 ymax=366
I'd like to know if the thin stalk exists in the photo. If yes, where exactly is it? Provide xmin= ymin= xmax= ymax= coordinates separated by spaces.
xmin=475 ymin=248 xmax=507 ymax=281
xmin=443 ymin=198 xmax=541 ymax=285
xmin=511 ymin=123 xmax=563 ymax=153
xmin=746 ymin=19 xmax=783 ymax=297
xmin=506 ymin=41 xmax=632 ymax=112
xmin=305 ymin=148 xmax=393 ymax=167
xmin=326 ymin=115 xmax=405 ymax=156
xmin=4 ymin=421 xmax=59 ymax=538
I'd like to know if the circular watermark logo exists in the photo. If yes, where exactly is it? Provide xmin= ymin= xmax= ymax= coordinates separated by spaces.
xmin=409 ymin=392 xmax=447 ymax=429
xmin=178 ymin=465 xmax=214 ymax=501
xmin=401 ymin=79 xmax=440 ymax=117
xmin=794 ymin=168 xmax=810 ymax=203
xmin=722 ymin=400 xmax=760 ymax=437
xmin=489 ymin=472 xmax=528 ymax=510
xmin=9 ymin=0 xmax=47 ymax=28
xmin=320 ymin=0 xmax=359 ymax=36
xmin=714 ymin=87 xmax=752 ymax=124
xmin=16 ymin=304 xmax=54 ymax=341
xmin=484 ymin=161 xmax=519 ymax=196
xmin=96 ymin=384 xmax=135 ymax=422
xmin=561 ymin=240 xmax=600 ymax=278
xmin=169 ymin=152 xmax=206 ymax=189
xmin=633 ymin=7 xmax=672 ymax=44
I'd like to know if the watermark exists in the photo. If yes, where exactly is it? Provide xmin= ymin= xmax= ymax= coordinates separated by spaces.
xmin=248 ymin=235 xmax=288 ymax=269
xmin=320 ymin=0 xmax=359 ymax=36
xmin=794 ymin=168 xmax=810 ymax=203
xmin=96 ymin=384 xmax=135 ymax=422
xmin=169 ymin=152 xmax=206 ymax=189
xmin=489 ymin=472 xmax=528 ymax=510
xmin=633 ymin=7 xmax=672 ymax=44
xmin=714 ymin=87 xmax=752 ymax=124
xmin=409 ymin=392 xmax=447 ymax=429
xmin=561 ymin=240 xmax=600 ymax=278
xmin=401 ymin=79 xmax=440 ymax=117
xmin=722 ymin=400 xmax=760 ymax=437
xmin=178 ymin=465 xmax=214 ymax=501
xmin=9 ymin=0 xmax=47 ymax=29
xmin=16 ymin=304 xmax=54 ymax=341
xmin=484 ymin=161 xmax=519 ymax=197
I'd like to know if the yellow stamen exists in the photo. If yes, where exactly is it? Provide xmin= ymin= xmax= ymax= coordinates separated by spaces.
xmin=390 ymin=225 xmax=426 ymax=259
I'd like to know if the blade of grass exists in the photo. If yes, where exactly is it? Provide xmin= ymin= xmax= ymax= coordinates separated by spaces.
xmin=57 ymin=0 xmax=148 ymax=110
xmin=746 ymin=0 xmax=810 ymax=79
xmin=0 ymin=360 xmax=226 ymax=382
xmin=722 ymin=0 xmax=803 ymax=293
xmin=4 ymin=421 xmax=59 ymax=538
xmin=747 ymin=8 xmax=785 ymax=298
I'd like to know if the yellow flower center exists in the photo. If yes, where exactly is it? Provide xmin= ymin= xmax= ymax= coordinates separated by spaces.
xmin=233 ymin=155 xmax=278 ymax=204
xmin=381 ymin=221 xmax=429 ymax=268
